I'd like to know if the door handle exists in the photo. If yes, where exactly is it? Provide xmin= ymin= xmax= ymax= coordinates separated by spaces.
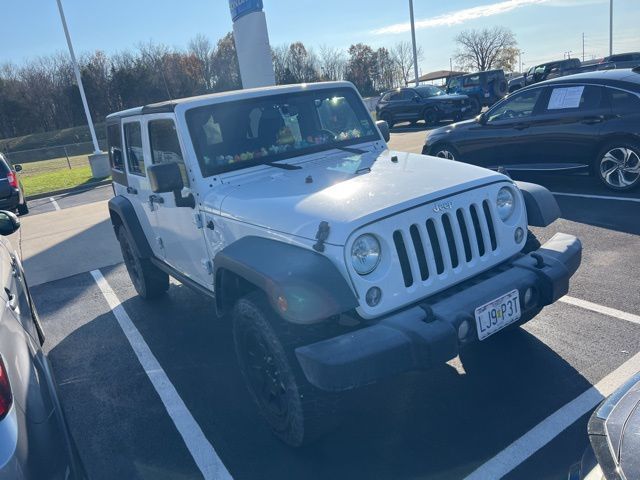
xmin=4 ymin=288 xmax=17 ymax=310
xmin=581 ymin=115 xmax=604 ymax=125
xmin=127 ymin=186 xmax=138 ymax=195
xmin=513 ymin=123 xmax=530 ymax=130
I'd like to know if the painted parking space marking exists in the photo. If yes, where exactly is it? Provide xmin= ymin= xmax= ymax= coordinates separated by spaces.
xmin=551 ymin=191 xmax=640 ymax=203
xmin=90 ymin=269 xmax=232 ymax=480
xmin=464 ymin=349 xmax=640 ymax=480
xmin=561 ymin=295 xmax=640 ymax=326
xmin=49 ymin=197 xmax=61 ymax=211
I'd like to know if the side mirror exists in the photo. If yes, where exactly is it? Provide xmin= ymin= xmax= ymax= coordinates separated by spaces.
xmin=376 ymin=120 xmax=390 ymax=142
xmin=476 ymin=113 xmax=487 ymax=125
xmin=0 ymin=210 xmax=20 ymax=236
xmin=147 ymin=162 xmax=184 ymax=193
xmin=14 ymin=164 xmax=22 ymax=172
xmin=412 ymin=96 xmax=421 ymax=103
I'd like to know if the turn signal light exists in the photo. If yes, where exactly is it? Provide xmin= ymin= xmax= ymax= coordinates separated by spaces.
xmin=7 ymin=171 xmax=18 ymax=189
xmin=0 ymin=355 xmax=12 ymax=420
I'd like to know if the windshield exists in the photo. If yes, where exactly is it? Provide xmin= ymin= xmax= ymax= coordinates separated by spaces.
xmin=186 ymin=87 xmax=378 ymax=177
xmin=416 ymin=85 xmax=445 ymax=98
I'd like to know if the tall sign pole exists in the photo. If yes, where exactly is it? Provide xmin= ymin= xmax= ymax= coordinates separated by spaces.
xmin=409 ymin=0 xmax=420 ymax=86
xmin=55 ymin=0 xmax=100 ymax=154
xmin=609 ymin=0 xmax=613 ymax=56
xmin=228 ymin=0 xmax=275 ymax=88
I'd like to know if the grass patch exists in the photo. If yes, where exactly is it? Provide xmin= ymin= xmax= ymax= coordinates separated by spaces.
xmin=19 ymin=154 xmax=90 ymax=177
xmin=22 ymin=165 xmax=110 ymax=197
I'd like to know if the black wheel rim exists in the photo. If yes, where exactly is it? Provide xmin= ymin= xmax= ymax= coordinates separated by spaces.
xmin=121 ymin=235 xmax=143 ymax=289
xmin=241 ymin=328 xmax=290 ymax=426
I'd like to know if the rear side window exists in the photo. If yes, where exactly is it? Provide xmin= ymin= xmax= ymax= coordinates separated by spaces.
xmin=107 ymin=123 xmax=124 ymax=170
xmin=123 ymin=122 xmax=146 ymax=177
xmin=545 ymin=85 xmax=602 ymax=111
xmin=609 ymin=89 xmax=640 ymax=113
xmin=0 ymin=155 xmax=10 ymax=175
xmin=148 ymin=119 xmax=189 ymax=185
xmin=464 ymin=75 xmax=480 ymax=87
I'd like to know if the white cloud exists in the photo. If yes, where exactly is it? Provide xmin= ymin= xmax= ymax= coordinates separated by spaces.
xmin=371 ymin=0 xmax=605 ymax=35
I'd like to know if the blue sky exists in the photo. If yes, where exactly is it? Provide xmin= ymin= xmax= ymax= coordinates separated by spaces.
xmin=2 ymin=0 xmax=639 ymax=73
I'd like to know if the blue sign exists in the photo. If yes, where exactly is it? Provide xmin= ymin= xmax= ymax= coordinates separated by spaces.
xmin=229 ymin=0 xmax=263 ymax=21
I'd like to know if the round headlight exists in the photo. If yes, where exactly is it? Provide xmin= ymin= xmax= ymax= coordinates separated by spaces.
xmin=351 ymin=234 xmax=381 ymax=275
xmin=496 ymin=187 xmax=516 ymax=221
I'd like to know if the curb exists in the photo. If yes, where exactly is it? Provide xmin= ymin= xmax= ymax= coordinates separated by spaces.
xmin=26 ymin=180 xmax=112 ymax=201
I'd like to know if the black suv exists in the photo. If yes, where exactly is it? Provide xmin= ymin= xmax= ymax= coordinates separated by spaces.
xmin=0 ymin=153 xmax=27 ymax=215
xmin=445 ymin=69 xmax=508 ymax=113
xmin=376 ymin=86 xmax=470 ymax=128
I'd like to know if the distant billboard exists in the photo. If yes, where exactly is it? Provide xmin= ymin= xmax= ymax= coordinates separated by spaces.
xmin=229 ymin=0 xmax=263 ymax=21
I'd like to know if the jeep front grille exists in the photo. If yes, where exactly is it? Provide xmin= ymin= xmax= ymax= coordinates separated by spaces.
xmin=392 ymin=200 xmax=498 ymax=288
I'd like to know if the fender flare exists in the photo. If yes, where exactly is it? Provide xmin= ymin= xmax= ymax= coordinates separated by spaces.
xmin=214 ymin=236 xmax=358 ymax=324
xmin=108 ymin=195 xmax=153 ymax=258
xmin=515 ymin=181 xmax=561 ymax=227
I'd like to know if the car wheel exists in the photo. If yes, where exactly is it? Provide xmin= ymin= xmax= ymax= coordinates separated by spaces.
xmin=423 ymin=109 xmax=438 ymax=126
xmin=233 ymin=292 xmax=342 ymax=447
xmin=468 ymin=97 xmax=482 ymax=116
xmin=117 ymin=227 xmax=169 ymax=299
xmin=379 ymin=112 xmax=394 ymax=129
xmin=595 ymin=141 xmax=640 ymax=191
xmin=431 ymin=144 xmax=459 ymax=161
xmin=17 ymin=201 xmax=28 ymax=216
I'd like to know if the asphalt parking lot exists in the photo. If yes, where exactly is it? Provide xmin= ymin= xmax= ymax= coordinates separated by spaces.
xmin=15 ymin=129 xmax=640 ymax=479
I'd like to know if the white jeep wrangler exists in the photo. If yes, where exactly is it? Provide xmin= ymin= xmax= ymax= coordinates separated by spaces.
xmin=106 ymin=82 xmax=582 ymax=446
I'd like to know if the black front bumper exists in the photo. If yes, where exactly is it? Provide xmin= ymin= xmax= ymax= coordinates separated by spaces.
xmin=296 ymin=233 xmax=582 ymax=392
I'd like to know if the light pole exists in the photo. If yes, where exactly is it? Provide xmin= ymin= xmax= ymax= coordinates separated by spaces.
xmin=409 ymin=0 xmax=419 ymax=86
xmin=55 ymin=0 xmax=100 ymax=155
xmin=519 ymin=50 xmax=524 ymax=73
xmin=609 ymin=0 xmax=613 ymax=56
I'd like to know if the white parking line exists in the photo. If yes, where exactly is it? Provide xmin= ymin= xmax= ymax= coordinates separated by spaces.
xmin=561 ymin=295 xmax=640 ymax=326
xmin=465 ymin=349 xmax=640 ymax=480
xmin=551 ymin=191 xmax=640 ymax=203
xmin=90 ymin=270 xmax=232 ymax=480
xmin=465 ymin=298 xmax=640 ymax=479
xmin=49 ymin=197 xmax=61 ymax=211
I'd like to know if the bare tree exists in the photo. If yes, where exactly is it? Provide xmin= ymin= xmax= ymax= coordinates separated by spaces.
xmin=318 ymin=45 xmax=346 ymax=81
xmin=453 ymin=27 xmax=518 ymax=72
xmin=391 ymin=41 xmax=423 ymax=85
xmin=188 ymin=34 xmax=215 ymax=90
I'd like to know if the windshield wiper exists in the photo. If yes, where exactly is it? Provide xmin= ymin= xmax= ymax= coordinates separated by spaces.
xmin=334 ymin=146 xmax=367 ymax=154
xmin=265 ymin=161 xmax=302 ymax=170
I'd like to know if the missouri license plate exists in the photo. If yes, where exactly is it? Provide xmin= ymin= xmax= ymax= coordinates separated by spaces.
xmin=474 ymin=289 xmax=521 ymax=340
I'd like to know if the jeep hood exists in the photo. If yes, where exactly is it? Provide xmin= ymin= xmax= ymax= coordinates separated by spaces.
xmin=206 ymin=149 xmax=507 ymax=245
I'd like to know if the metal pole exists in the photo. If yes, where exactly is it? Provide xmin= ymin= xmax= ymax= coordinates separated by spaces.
xmin=582 ymin=33 xmax=585 ymax=62
xmin=409 ymin=0 xmax=419 ymax=87
xmin=609 ymin=0 xmax=613 ymax=56
xmin=55 ymin=0 xmax=100 ymax=154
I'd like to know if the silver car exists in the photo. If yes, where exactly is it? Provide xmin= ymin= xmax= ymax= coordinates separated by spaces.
xmin=0 ymin=211 xmax=83 ymax=479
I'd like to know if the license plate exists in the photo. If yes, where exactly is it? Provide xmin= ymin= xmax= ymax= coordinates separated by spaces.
xmin=474 ymin=289 xmax=521 ymax=340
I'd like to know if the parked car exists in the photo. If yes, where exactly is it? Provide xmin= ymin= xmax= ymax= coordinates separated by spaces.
xmin=0 ymin=153 xmax=27 ymax=216
xmin=601 ymin=51 xmax=640 ymax=69
xmin=0 ymin=211 xmax=84 ymax=478
xmin=568 ymin=372 xmax=640 ymax=480
xmin=106 ymin=81 xmax=581 ymax=447
xmin=508 ymin=58 xmax=598 ymax=92
xmin=423 ymin=68 xmax=640 ymax=191
xmin=376 ymin=85 xmax=470 ymax=127
xmin=446 ymin=69 xmax=508 ymax=113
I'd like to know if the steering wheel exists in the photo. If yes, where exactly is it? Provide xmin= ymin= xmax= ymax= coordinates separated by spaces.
xmin=502 ymin=109 xmax=518 ymax=119
xmin=319 ymin=129 xmax=337 ymax=140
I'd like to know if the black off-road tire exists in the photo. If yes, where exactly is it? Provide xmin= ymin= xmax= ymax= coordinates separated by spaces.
xmin=17 ymin=201 xmax=28 ymax=216
xmin=423 ymin=108 xmax=438 ymax=126
xmin=117 ymin=227 xmax=169 ymax=299
xmin=233 ymin=292 xmax=343 ymax=447
xmin=468 ymin=97 xmax=482 ymax=116
xmin=379 ymin=112 xmax=395 ymax=129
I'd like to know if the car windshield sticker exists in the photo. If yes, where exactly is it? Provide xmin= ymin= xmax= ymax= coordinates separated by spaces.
xmin=547 ymin=86 xmax=584 ymax=109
